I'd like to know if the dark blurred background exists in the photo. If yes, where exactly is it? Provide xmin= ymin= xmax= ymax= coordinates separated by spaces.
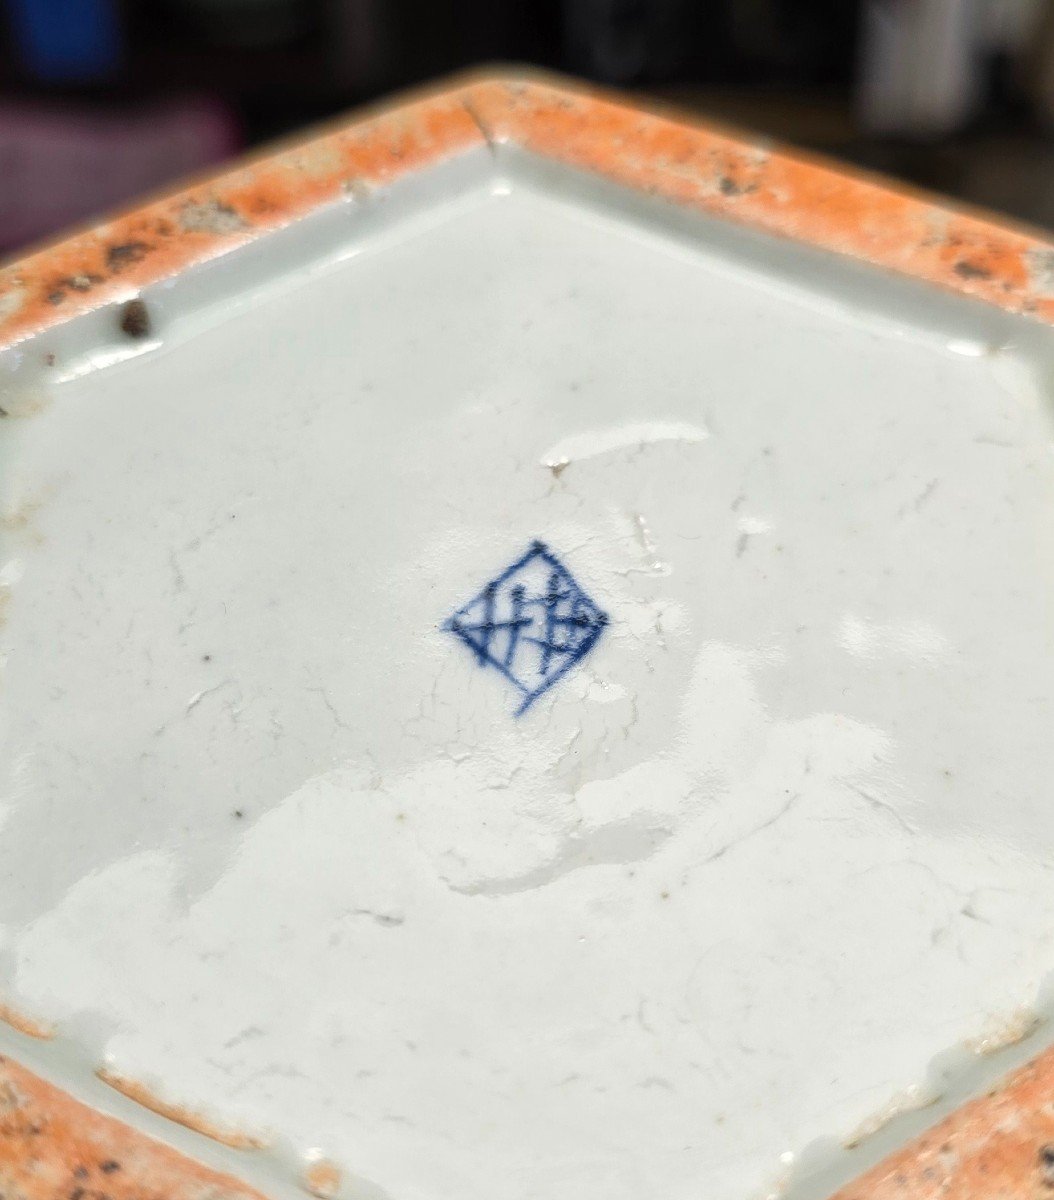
xmin=2 ymin=0 xmax=1053 ymax=257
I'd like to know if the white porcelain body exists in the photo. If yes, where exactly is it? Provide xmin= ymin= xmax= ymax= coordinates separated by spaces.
xmin=2 ymin=148 xmax=1054 ymax=1200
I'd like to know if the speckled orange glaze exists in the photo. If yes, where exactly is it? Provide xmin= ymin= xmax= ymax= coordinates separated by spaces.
xmin=0 ymin=1055 xmax=266 ymax=1200
xmin=831 ymin=1045 xmax=1054 ymax=1200
xmin=1 ymin=67 xmax=1054 ymax=1200
xmin=2 ymin=71 xmax=1054 ymax=352
xmin=468 ymin=78 xmax=1054 ymax=321
xmin=0 ymin=86 xmax=485 ymax=349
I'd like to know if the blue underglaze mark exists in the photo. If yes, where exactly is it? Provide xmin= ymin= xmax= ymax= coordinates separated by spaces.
xmin=445 ymin=540 xmax=609 ymax=715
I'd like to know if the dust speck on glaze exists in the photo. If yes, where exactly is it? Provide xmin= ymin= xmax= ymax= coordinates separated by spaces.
xmin=118 ymin=300 xmax=151 ymax=340
xmin=0 ymin=69 xmax=1053 ymax=1200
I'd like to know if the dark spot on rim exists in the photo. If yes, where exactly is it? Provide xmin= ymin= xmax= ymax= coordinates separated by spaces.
xmin=47 ymin=290 xmax=65 ymax=305
xmin=119 ymin=299 xmax=151 ymax=340
xmin=1040 ymin=1144 xmax=1054 ymax=1186
xmin=99 ymin=1159 xmax=121 ymax=1174
xmin=719 ymin=175 xmax=757 ymax=197
xmin=73 ymin=1167 xmax=89 ymax=1181
xmin=106 ymin=242 xmax=150 ymax=272
xmin=954 ymin=260 xmax=993 ymax=280
xmin=178 ymin=198 xmax=246 ymax=233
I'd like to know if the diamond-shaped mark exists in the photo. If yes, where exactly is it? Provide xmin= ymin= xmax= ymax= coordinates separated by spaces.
xmin=445 ymin=540 xmax=608 ymax=714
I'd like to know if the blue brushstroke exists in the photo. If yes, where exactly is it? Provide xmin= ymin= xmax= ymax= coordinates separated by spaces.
xmin=445 ymin=540 xmax=609 ymax=714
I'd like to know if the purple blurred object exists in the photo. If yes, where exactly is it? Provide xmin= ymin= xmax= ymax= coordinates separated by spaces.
xmin=0 ymin=98 xmax=241 ymax=255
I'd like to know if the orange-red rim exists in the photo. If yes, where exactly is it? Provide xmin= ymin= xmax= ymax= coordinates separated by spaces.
xmin=1 ymin=70 xmax=1054 ymax=353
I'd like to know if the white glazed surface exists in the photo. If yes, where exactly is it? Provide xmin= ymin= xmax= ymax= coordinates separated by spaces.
xmin=2 ymin=165 xmax=1054 ymax=1200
